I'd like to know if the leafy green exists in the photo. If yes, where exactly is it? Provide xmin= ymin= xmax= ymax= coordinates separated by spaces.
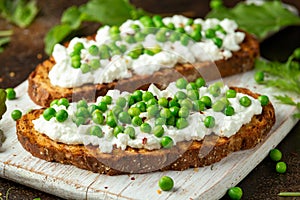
xmin=206 ymin=1 xmax=300 ymax=40
xmin=0 ymin=0 xmax=38 ymax=28
xmin=0 ymin=30 xmax=13 ymax=53
xmin=0 ymin=89 xmax=7 ymax=120
xmin=44 ymin=0 xmax=147 ymax=55
xmin=255 ymin=48 xmax=300 ymax=119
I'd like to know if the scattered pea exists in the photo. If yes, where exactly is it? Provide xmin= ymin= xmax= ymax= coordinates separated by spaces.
xmin=276 ymin=161 xmax=287 ymax=173
xmin=227 ymin=186 xmax=243 ymax=200
xmin=239 ymin=96 xmax=252 ymax=107
xmin=254 ymin=71 xmax=264 ymax=83
xmin=258 ymin=95 xmax=269 ymax=106
xmin=5 ymin=88 xmax=16 ymax=100
xmin=55 ymin=109 xmax=68 ymax=122
xmin=160 ymin=136 xmax=173 ymax=148
xmin=43 ymin=107 xmax=56 ymax=121
xmin=204 ymin=116 xmax=215 ymax=128
xmin=158 ymin=176 xmax=174 ymax=191
xmin=11 ymin=109 xmax=22 ymax=121
xmin=269 ymin=148 xmax=282 ymax=162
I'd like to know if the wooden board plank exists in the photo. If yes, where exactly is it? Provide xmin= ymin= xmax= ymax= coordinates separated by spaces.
xmin=0 ymin=70 xmax=299 ymax=200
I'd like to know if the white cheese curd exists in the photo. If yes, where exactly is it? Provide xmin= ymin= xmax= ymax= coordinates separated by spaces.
xmin=33 ymin=82 xmax=263 ymax=153
xmin=49 ymin=15 xmax=245 ymax=88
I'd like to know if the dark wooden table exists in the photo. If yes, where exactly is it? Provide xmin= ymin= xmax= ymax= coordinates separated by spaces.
xmin=0 ymin=1 xmax=299 ymax=199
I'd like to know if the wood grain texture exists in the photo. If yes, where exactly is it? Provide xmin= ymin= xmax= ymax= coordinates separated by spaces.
xmin=0 ymin=70 xmax=299 ymax=200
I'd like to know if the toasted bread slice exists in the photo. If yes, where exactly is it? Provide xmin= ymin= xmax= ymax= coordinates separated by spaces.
xmin=28 ymin=32 xmax=259 ymax=107
xmin=17 ymin=87 xmax=275 ymax=175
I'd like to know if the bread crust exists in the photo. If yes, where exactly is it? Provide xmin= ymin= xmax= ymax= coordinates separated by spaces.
xmin=17 ymin=87 xmax=275 ymax=175
xmin=28 ymin=32 xmax=259 ymax=107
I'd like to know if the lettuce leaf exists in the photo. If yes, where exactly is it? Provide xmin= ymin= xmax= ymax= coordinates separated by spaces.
xmin=206 ymin=1 xmax=300 ymax=40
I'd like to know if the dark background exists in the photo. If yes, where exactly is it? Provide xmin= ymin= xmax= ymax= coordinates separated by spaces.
xmin=0 ymin=0 xmax=299 ymax=199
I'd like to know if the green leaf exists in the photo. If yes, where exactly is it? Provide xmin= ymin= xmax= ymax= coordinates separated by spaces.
xmin=206 ymin=1 xmax=300 ymax=40
xmin=0 ymin=0 xmax=38 ymax=28
xmin=44 ymin=24 xmax=73 ymax=55
xmin=275 ymin=95 xmax=296 ymax=105
xmin=44 ymin=0 xmax=147 ymax=55
xmin=293 ymin=113 xmax=300 ymax=119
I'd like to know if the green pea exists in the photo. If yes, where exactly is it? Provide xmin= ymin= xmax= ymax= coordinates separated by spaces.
xmin=90 ymin=59 xmax=101 ymax=70
xmin=258 ymin=95 xmax=269 ymax=106
xmin=131 ymin=24 xmax=140 ymax=31
xmin=178 ymin=106 xmax=190 ymax=118
xmin=57 ymin=98 xmax=70 ymax=108
xmin=106 ymin=115 xmax=117 ymax=128
xmin=239 ymin=96 xmax=252 ymax=107
xmin=97 ymin=102 xmax=108 ymax=112
xmin=190 ymin=30 xmax=202 ymax=42
xmin=195 ymin=77 xmax=206 ymax=88
xmin=71 ymin=54 xmax=81 ymax=69
xmin=88 ymin=104 xmax=98 ymax=114
xmin=155 ymin=117 xmax=166 ymax=126
xmin=128 ymin=107 xmax=141 ymax=117
xmin=227 ymin=186 xmax=243 ymax=200
xmin=166 ymin=115 xmax=176 ymax=126
xmin=77 ymin=99 xmax=88 ymax=108
xmin=74 ymin=116 xmax=86 ymax=126
xmin=226 ymin=89 xmax=237 ymax=98
xmin=176 ymin=27 xmax=185 ymax=33
xmin=166 ymin=22 xmax=175 ymax=30
xmin=55 ymin=109 xmax=68 ymax=122
xmin=156 ymin=29 xmax=168 ymax=42
xmin=212 ymin=100 xmax=226 ymax=112
xmin=186 ymin=82 xmax=197 ymax=90
xmin=99 ymin=44 xmax=110 ymax=59
xmin=147 ymin=104 xmax=159 ymax=118
xmin=269 ymin=148 xmax=282 ymax=162
xmin=5 ymin=88 xmax=16 ymax=100
xmin=112 ymin=105 xmax=123 ymax=116
xmin=152 ymin=15 xmax=164 ymax=27
xmin=114 ymin=125 xmax=125 ymax=137
xmin=254 ymin=71 xmax=264 ymax=83
xmin=205 ymin=28 xmax=216 ymax=38
xmin=127 ymin=95 xmax=135 ymax=107
xmin=116 ymin=97 xmax=127 ymax=108
xmin=193 ymin=100 xmax=206 ymax=111
xmin=101 ymin=95 xmax=112 ymax=105
xmin=109 ymin=26 xmax=120 ymax=35
xmin=176 ymin=117 xmax=189 ymax=129
xmin=136 ymin=101 xmax=146 ymax=112
xmin=128 ymin=51 xmax=139 ymax=59
xmin=160 ymin=108 xmax=172 ymax=119
xmin=75 ymin=107 xmax=90 ymax=118
xmin=200 ymin=96 xmax=212 ymax=108
xmin=118 ymin=111 xmax=132 ymax=124
xmin=224 ymin=105 xmax=235 ymax=116
xmin=204 ymin=116 xmax=215 ymax=128
xmin=153 ymin=125 xmax=164 ymax=137
xmin=187 ymin=89 xmax=199 ymax=100
xmin=73 ymin=42 xmax=84 ymax=53
xmin=215 ymin=24 xmax=226 ymax=34
xmin=180 ymin=99 xmax=193 ymax=110
xmin=124 ymin=35 xmax=136 ymax=44
xmin=169 ymin=106 xmax=179 ymax=117
xmin=175 ymin=91 xmax=187 ymax=100
xmin=212 ymin=37 xmax=223 ymax=48
xmin=158 ymin=97 xmax=169 ymax=108
xmin=142 ymin=91 xmax=154 ymax=102
xmin=80 ymin=63 xmax=90 ymax=74
xmin=209 ymin=84 xmax=221 ymax=97
xmin=43 ymin=107 xmax=56 ymax=121
xmin=276 ymin=161 xmax=287 ymax=173
xmin=140 ymin=123 xmax=152 ymax=133
xmin=169 ymin=99 xmax=180 ymax=108
xmin=169 ymin=31 xmax=181 ymax=42
xmin=158 ymin=176 xmax=174 ymax=191
xmin=186 ymin=18 xmax=194 ymax=26
xmin=160 ymin=136 xmax=173 ymax=148
xmin=176 ymin=78 xmax=188 ymax=89
xmin=119 ymin=44 xmax=127 ymax=53
xmin=180 ymin=34 xmax=190 ymax=46
xmin=132 ymin=116 xmax=143 ymax=126
xmin=193 ymin=24 xmax=202 ymax=32
xmin=88 ymin=45 xmax=99 ymax=56
xmin=90 ymin=125 xmax=103 ymax=138
xmin=11 ymin=109 xmax=22 ymax=121
xmin=50 ymin=99 xmax=58 ymax=107
xmin=139 ymin=15 xmax=154 ymax=27
xmin=143 ymin=49 xmax=155 ymax=56
xmin=150 ymin=44 xmax=162 ymax=54
xmin=111 ymin=33 xmax=121 ymax=41
xmin=92 ymin=110 xmax=104 ymax=125
xmin=131 ymin=90 xmax=142 ymax=102
xmin=124 ymin=126 xmax=136 ymax=139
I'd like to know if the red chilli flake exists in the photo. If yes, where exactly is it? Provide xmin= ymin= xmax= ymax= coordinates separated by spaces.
xmin=142 ymin=137 xmax=148 ymax=145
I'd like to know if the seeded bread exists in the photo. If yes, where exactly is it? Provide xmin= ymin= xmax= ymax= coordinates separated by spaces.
xmin=28 ymin=31 xmax=259 ymax=107
xmin=17 ymin=87 xmax=275 ymax=175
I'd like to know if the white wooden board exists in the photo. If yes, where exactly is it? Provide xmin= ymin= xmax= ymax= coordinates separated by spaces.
xmin=0 ymin=70 xmax=299 ymax=200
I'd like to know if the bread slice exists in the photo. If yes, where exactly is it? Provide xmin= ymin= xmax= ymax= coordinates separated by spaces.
xmin=28 ymin=31 xmax=259 ymax=107
xmin=17 ymin=87 xmax=275 ymax=175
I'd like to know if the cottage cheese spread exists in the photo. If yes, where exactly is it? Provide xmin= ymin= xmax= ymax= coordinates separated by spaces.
xmin=33 ymin=83 xmax=262 ymax=153
xmin=49 ymin=16 xmax=245 ymax=88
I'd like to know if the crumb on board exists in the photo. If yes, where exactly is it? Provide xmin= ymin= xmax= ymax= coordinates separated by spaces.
xmin=0 ymin=77 xmax=3 ymax=82
xmin=193 ymin=167 xmax=199 ymax=172
xmin=37 ymin=53 xmax=43 ymax=59
xmin=9 ymin=72 xmax=15 ymax=77
xmin=157 ymin=189 xmax=162 ymax=195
